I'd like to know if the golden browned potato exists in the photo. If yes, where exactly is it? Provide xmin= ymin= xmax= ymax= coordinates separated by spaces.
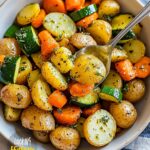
xmin=31 ymin=79 xmax=52 ymax=111
xmin=16 ymin=56 xmax=32 ymax=84
xmin=0 ymin=38 xmax=21 ymax=56
xmin=50 ymin=126 xmax=80 ymax=150
xmin=110 ymin=101 xmax=137 ymax=128
xmin=86 ymin=20 xmax=112 ymax=44
xmin=70 ymin=54 xmax=106 ymax=84
xmin=17 ymin=3 xmax=40 ymax=25
xmin=70 ymin=33 xmax=97 ymax=49
xmin=33 ymin=131 xmax=50 ymax=143
xmin=123 ymin=79 xmax=145 ymax=103
xmin=21 ymin=105 xmax=55 ymax=131
xmin=98 ymin=0 xmax=120 ymax=19
xmin=1 ymin=84 xmax=31 ymax=109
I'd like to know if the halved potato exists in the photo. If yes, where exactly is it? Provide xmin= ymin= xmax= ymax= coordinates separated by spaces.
xmin=17 ymin=3 xmax=40 ymax=25
xmin=31 ymin=79 xmax=52 ymax=111
xmin=83 ymin=109 xmax=116 ymax=147
xmin=21 ymin=105 xmax=55 ymax=131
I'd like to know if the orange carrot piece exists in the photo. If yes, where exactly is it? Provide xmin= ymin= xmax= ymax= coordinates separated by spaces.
xmin=134 ymin=56 xmax=150 ymax=78
xmin=82 ymin=104 xmax=101 ymax=117
xmin=32 ymin=9 xmax=46 ymax=28
xmin=48 ymin=90 xmax=67 ymax=109
xmin=76 ymin=0 xmax=85 ymax=10
xmin=115 ymin=59 xmax=136 ymax=81
xmin=0 ymin=55 xmax=5 ymax=64
xmin=76 ymin=12 xmax=98 ymax=28
xmin=43 ymin=0 xmax=66 ymax=13
xmin=38 ymin=30 xmax=59 ymax=59
xmin=91 ymin=0 xmax=101 ymax=5
xmin=69 ymin=82 xmax=94 ymax=97
xmin=53 ymin=106 xmax=81 ymax=125
xmin=65 ymin=0 xmax=82 ymax=11
xmin=84 ymin=1 xmax=91 ymax=7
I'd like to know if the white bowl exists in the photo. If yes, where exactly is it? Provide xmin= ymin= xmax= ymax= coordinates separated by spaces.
xmin=0 ymin=0 xmax=150 ymax=150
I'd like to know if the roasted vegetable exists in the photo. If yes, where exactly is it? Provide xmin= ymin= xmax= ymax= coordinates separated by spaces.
xmin=123 ymin=79 xmax=145 ymax=103
xmin=42 ymin=62 xmax=68 ymax=91
xmin=110 ymin=101 xmax=137 ymax=128
xmin=4 ymin=105 xmax=21 ymax=122
xmin=50 ymin=126 xmax=80 ymax=150
xmin=50 ymin=47 xmax=74 ymax=74
xmin=70 ymin=33 xmax=97 ymax=49
xmin=17 ymin=3 xmax=40 ymax=25
xmin=21 ymin=105 xmax=55 ymax=131
xmin=86 ymin=20 xmax=112 ymax=44
xmin=83 ymin=109 xmax=116 ymax=147
xmin=31 ymin=80 xmax=52 ymax=111
xmin=1 ymin=84 xmax=31 ymax=109
xmin=0 ymin=38 xmax=21 ymax=56
xmin=16 ymin=56 xmax=32 ymax=84
xmin=33 ymin=131 xmax=50 ymax=143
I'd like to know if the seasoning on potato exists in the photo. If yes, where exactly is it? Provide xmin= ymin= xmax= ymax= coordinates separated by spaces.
xmin=110 ymin=101 xmax=137 ymax=128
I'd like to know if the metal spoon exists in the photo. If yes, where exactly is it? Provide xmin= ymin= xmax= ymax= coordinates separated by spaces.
xmin=75 ymin=1 xmax=150 ymax=85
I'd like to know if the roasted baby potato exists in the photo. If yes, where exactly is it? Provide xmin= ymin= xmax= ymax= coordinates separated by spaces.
xmin=27 ymin=69 xmax=44 ymax=88
xmin=98 ymin=0 xmax=120 ymax=19
xmin=50 ymin=47 xmax=74 ymax=74
xmin=42 ymin=62 xmax=68 ymax=91
xmin=31 ymin=52 xmax=45 ymax=68
xmin=31 ymin=79 xmax=52 ymax=111
xmin=110 ymin=101 xmax=137 ymax=128
xmin=83 ymin=109 xmax=116 ymax=147
xmin=102 ymin=70 xmax=123 ymax=89
xmin=21 ymin=105 xmax=55 ymax=131
xmin=86 ymin=20 xmax=112 ymax=44
xmin=70 ymin=54 xmax=106 ymax=84
xmin=0 ymin=38 xmax=21 ymax=56
xmin=111 ymin=48 xmax=128 ymax=62
xmin=33 ymin=131 xmax=50 ymax=143
xmin=1 ymin=84 xmax=31 ymax=109
xmin=123 ymin=40 xmax=145 ymax=63
xmin=17 ymin=3 xmax=40 ymax=25
xmin=50 ymin=126 xmax=80 ymax=150
xmin=16 ymin=55 xmax=32 ymax=84
xmin=4 ymin=105 xmax=21 ymax=122
xmin=123 ymin=79 xmax=145 ymax=103
xmin=70 ymin=33 xmax=97 ymax=49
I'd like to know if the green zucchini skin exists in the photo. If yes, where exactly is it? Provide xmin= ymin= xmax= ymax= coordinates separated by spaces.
xmin=15 ymin=26 xmax=40 ymax=56
xmin=71 ymin=89 xmax=100 ymax=108
xmin=0 ymin=56 xmax=21 ymax=84
xmin=4 ymin=24 xmax=20 ymax=38
xmin=69 ymin=4 xmax=98 ymax=22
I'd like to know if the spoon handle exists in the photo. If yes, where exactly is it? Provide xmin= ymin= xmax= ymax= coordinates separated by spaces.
xmin=109 ymin=1 xmax=150 ymax=47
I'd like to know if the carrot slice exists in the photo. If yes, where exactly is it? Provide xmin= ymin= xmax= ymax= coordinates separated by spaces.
xmin=76 ymin=0 xmax=85 ymax=10
xmin=0 ymin=55 xmax=5 ymax=64
xmin=53 ymin=106 xmax=81 ymax=125
xmin=82 ymin=104 xmax=101 ymax=117
xmin=38 ymin=30 xmax=59 ymax=60
xmin=91 ymin=0 xmax=101 ymax=4
xmin=115 ymin=59 xmax=136 ymax=81
xmin=48 ymin=90 xmax=67 ymax=109
xmin=134 ymin=56 xmax=150 ymax=78
xmin=32 ymin=9 xmax=46 ymax=28
xmin=43 ymin=0 xmax=66 ymax=13
xmin=76 ymin=12 xmax=98 ymax=28
xmin=65 ymin=0 xmax=82 ymax=11
xmin=84 ymin=1 xmax=91 ymax=7
xmin=69 ymin=82 xmax=94 ymax=97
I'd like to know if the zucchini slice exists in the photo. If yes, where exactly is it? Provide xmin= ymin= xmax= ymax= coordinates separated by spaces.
xmin=0 ymin=56 xmax=21 ymax=84
xmin=16 ymin=26 xmax=40 ymax=56
xmin=4 ymin=24 xmax=20 ymax=38
xmin=99 ymin=86 xmax=123 ymax=103
xmin=43 ymin=13 xmax=77 ymax=39
xmin=83 ymin=109 xmax=116 ymax=147
xmin=71 ymin=88 xmax=100 ymax=108
xmin=69 ymin=4 xmax=98 ymax=22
